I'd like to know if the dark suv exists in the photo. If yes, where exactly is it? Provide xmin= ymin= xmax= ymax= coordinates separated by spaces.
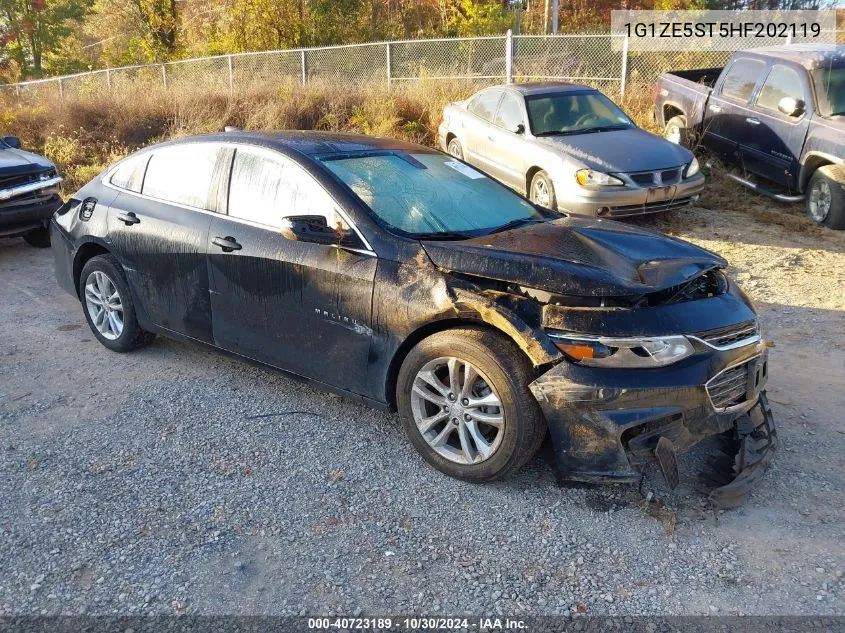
xmin=0 ymin=135 xmax=63 ymax=247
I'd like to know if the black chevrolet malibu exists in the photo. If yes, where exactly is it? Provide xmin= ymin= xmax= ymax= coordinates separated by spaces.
xmin=51 ymin=131 xmax=776 ymax=506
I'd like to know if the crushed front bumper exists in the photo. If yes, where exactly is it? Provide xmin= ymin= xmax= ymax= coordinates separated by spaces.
xmin=529 ymin=342 xmax=776 ymax=507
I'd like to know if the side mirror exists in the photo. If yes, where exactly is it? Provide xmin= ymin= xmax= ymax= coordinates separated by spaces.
xmin=515 ymin=123 xmax=525 ymax=135
xmin=777 ymin=97 xmax=805 ymax=117
xmin=280 ymin=214 xmax=359 ymax=248
xmin=2 ymin=136 xmax=21 ymax=149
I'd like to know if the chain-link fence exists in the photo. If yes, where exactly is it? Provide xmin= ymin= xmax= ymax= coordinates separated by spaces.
xmin=1 ymin=30 xmax=842 ymax=103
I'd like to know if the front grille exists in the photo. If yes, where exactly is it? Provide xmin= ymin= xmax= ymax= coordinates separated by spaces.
xmin=706 ymin=361 xmax=752 ymax=410
xmin=0 ymin=169 xmax=55 ymax=190
xmin=696 ymin=319 xmax=759 ymax=348
xmin=627 ymin=167 xmax=683 ymax=187
xmin=608 ymin=196 xmax=694 ymax=217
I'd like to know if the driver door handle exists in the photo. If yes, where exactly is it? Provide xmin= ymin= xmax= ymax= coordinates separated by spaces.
xmin=212 ymin=236 xmax=242 ymax=252
xmin=116 ymin=212 xmax=140 ymax=226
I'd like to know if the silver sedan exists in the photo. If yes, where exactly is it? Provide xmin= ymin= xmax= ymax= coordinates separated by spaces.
xmin=438 ymin=82 xmax=705 ymax=217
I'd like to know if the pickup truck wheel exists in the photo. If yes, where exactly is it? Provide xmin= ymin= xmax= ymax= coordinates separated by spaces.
xmin=806 ymin=165 xmax=845 ymax=229
xmin=396 ymin=327 xmax=546 ymax=483
xmin=22 ymin=227 xmax=51 ymax=248
xmin=664 ymin=115 xmax=687 ymax=145
xmin=530 ymin=170 xmax=557 ymax=210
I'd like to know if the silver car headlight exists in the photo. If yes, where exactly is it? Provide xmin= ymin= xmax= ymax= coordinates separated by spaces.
xmin=684 ymin=156 xmax=700 ymax=178
xmin=548 ymin=332 xmax=695 ymax=368
xmin=575 ymin=169 xmax=624 ymax=187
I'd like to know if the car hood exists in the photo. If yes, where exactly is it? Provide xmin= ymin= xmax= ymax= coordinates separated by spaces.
xmin=420 ymin=217 xmax=726 ymax=298
xmin=0 ymin=147 xmax=55 ymax=176
xmin=534 ymin=127 xmax=693 ymax=173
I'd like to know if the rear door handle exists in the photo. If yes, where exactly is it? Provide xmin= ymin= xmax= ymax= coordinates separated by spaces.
xmin=212 ymin=236 xmax=242 ymax=252
xmin=746 ymin=117 xmax=761 ymax=125
xmin=708 ymin=104 xmax=722 ymax=113
xmin=116 ymin=212 xmax=140 ymax=226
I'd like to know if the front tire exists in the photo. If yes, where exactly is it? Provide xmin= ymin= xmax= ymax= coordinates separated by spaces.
xmin=529 ymin=170 xmax=556 ymax=210
xmin=806 ymin=165 xmax=845 ymax=229
xmin=396 ymin=327 xmax=546 ymax=483
xmin=78 ymin=254 xmax=155 ymax=352
xmin=23 ymin=227 xmax=50 ymax=248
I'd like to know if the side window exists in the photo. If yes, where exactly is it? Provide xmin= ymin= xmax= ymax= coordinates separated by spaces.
xmin=720 ymin=58 xmax=766 ymax=102
xmin=756 ymin=65 xmax=805 ymax=114
xmin=109 ymin=153 xmax=149 ymax=193
xmin=467 ymin=90 xmax=502 ymax=122
xmin=142 ymin=144 xmax=220 ymax=209
xmin=228 ymin=148 xmax=348 ymax=231
xmin=494 ymin=94 xmax=524 ymax=132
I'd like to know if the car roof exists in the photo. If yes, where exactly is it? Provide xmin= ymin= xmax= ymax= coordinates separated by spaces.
xmin=738 ymin=44 xmax=845 ymax=70
xmin=154 ymin=130 xmax=430 ymax=158
xmin=503 ymin=82 xmax=595 ymax=96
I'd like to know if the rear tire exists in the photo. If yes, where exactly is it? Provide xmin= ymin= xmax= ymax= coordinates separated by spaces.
xmin=23 ymin=227 xmax=50 ymax=248
xmin=806 ymin=164 xmax=845 ymax=229
xmin=78 ymin=254 xmax=155 ymax=352
xmin=396 ymin=326 xmax=546 ymax=483
xmin=447 ymin=137 xmax=463 ymax=160
xmin=664 ymin=115 xmax=688 ymax=146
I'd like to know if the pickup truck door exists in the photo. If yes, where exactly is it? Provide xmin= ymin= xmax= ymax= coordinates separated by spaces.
xmin=702 ymin=57 xmax=767 ymax=161
xmin=461 ymin=89 xmax=503 ymax=173
xmin=741 ymin=63 xmax=811 ymax=188
xmin=483 ymin=92 xmax=529 ymax=192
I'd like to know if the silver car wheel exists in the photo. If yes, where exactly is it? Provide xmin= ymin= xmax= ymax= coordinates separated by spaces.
xmin=808 ymin=179 xmax=832 ymax=222
xmin=447 ymin=138 xmax=463 ymax=159
xmin=531 ymin=177 xmax=551 ymax=208
xmin=84 ymin=270 xmax=124 ymax=341
xmin=410 ymin=356 xmax=505 ymax=465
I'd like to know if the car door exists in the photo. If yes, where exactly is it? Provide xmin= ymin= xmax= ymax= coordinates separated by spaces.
xmin=703 ymin=57 xmax=767 ymax=160
xmin=107 ymin=143 xmax=220 ymax=343
xmin=741 ymin=63 xmax=811 ymax=187
xmin=207 ymin=145 xmax=377 ymax=394
xmin=462 ymin=89 xmax=503 ymax=172
xmin=484 ymin=92 xmax=529 ymax=192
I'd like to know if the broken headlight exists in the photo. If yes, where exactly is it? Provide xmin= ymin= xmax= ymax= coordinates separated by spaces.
xmin=548 ymin=333 xmax=695 ymax=368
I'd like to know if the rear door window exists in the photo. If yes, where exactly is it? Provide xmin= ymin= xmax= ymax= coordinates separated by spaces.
xmin=720 ymin=58 xmax=766 ymax=102
xmin=109 ymin=153 xmax=149 ymax=193
xmin=142 ymin=144 xmax=221 ymax=209
xmin=227 ymin=147 xmax=348 ymax=231
xmin=467 ymin=90 xmax=502 ymax=122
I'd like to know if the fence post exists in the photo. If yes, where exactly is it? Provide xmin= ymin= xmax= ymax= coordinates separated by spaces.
xmin=161 ymin=64 xmax=168 ymax=88
xmin=57 ymin=78 xmax=63 ymax=100
xmin=227 ymin=55 xmax=234 ymax=91
xmin=785 ymin=32 xmax=793 ymax=46
xmin=619 ymin=35 xmax=629 ymax=99
xmin=386 ymin=43 xmax=392 ymax=90
xmin=105 ymin=68 xmax=111 ymax=90
xmin=301 ymin=50 xmax=307 ymax=86
xmin=505 ymin=29 xmax=513 ymax=84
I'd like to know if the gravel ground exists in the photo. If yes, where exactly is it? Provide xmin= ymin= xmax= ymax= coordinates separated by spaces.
xmin=1 ymin=202 xmax=844 ymax=617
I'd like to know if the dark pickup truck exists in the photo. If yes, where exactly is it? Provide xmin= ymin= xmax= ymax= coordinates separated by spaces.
xmin=0 ymin=135 xmax=63 ymax=247
xmin=654 ymin=45 xmax=845 ymax=229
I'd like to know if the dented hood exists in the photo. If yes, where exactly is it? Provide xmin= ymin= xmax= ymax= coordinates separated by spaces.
xmin=420 ymin=217 xmax=726 ymax=297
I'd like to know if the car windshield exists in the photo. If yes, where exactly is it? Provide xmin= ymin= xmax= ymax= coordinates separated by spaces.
xmin=526 ymin=91 xmax=634 ymax=136
xmin=811 ymin=64 xmax=845 ymax=117
xmin=319 ymin=151 xmax=549 ymax=238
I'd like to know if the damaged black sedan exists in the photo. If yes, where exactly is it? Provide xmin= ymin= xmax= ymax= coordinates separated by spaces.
xmin=51 ymin=131 xmax=776 ymax=506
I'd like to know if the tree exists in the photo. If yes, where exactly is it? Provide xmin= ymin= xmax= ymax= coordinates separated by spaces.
xmin=0 ymin=0 xmax=91 ymax=77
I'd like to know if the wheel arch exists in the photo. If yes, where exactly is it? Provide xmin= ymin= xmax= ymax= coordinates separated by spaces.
xmin=799 ymin=153 xmax=839 ymax=193
xmin=73 ymin=240 xmax=111 ymax=298
xmin=663 ymin=103 xmax=686 ymax=124
xmin=525 ymin=166 xmax=543 ymax=196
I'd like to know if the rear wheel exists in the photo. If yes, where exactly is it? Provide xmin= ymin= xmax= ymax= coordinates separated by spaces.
xmin=78 ymin=254 xmax=155 ymax=352
xmin=529 ymin=170 xmax=556 ymax=210
xmin=23 ymin=227 xmax=50 ymax=248
xmin=447 ymin=137 xmax=463 ymax=160
xmin=396 ymin=327 xmax=546 ymax=482
xmin=664 ymin=115 xmax=687 ymax=146
xmin=806 ymin=164 xmax=845 ymax=229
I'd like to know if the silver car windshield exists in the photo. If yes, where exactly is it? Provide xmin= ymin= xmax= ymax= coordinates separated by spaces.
xmin=320 ymin=151 xmax=547 ymax=238
xmin=526 ymin=92 xmax=633 ymax=136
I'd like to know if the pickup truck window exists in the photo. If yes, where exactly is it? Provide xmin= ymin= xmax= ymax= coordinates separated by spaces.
xmin=721 ymin=58 xmax=766 ymax=103
xmin=468 ymin=90 xmax=502 ymax=122
xmin=756 ymin=65 xmax=804 ymax=114
xmin=811 ymin=65 xmax=845 ymax=117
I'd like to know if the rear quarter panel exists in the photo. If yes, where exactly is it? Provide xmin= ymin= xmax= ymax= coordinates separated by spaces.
xmin=655 ymin=73 xmax=712 ymax=129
